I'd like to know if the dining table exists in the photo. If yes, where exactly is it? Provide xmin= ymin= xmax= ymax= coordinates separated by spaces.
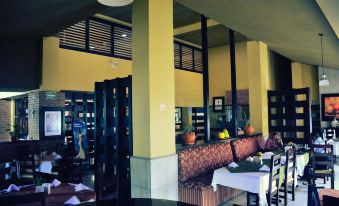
xmin=211 ymin=150 xmax=309 ymax=206
xmin=79 ymin=198 xmax=195 ymax=206
xmin=0 ymin=183 xmax=95 ymax=206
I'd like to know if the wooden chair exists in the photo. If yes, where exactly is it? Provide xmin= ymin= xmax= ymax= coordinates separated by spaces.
xmin=0 ymin=192 xmax=46 ymax=206
xmin=17 ymin=147 xmax=36 ymax=185
xmin=57 ymin=157 xmax=83 ymax=183
xmin=279 ymin=149 xmax=296 ymax=205
xmin=0 ymin=161 xmax=17 ymax=190
xmin=247 ymin=154 xmax=282 ymax=206
xmin=324 ymin=128 xmax=336 ymax=140
xmin=267 ymin=154 xmax=282 ymax=206
xmin=311 ymin=144 xmax=334 ymax=189
xmin=323 ymin=195 xmax=339 ymax=206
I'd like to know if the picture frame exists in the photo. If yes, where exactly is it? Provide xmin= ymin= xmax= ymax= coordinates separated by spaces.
xmin=213 ymin=96 xmax=225 ymax=112
xmin=321 ymin=93 xmax=339 ymax=121
xmin=40 ymin=107 xmax=64 ymax=139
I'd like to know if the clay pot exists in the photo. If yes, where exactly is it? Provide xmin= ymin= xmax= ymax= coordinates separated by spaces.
xmin=245 ymin=126 xmax=255 ymax=135
xmin=182 ymin=132 xmax=196 ymax=145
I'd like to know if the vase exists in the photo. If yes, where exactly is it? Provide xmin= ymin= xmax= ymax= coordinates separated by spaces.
xmin=245 ymin=126 xmax=255 ymax=135
xmin=182 ymin=132 xmax=196 ymax=145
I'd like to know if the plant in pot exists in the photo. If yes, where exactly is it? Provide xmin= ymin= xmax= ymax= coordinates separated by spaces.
xmin=243 ymin=113 xmax=255 ymax=135
xmin=182 ymin=126 xmax=196 ymax=145
xmin=6 ymin=125 xmax=19 ymax=142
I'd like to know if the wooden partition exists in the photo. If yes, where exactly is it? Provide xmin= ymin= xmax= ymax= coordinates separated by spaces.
xmin=94 ymin=76 xmax=132 ymax=200
xmin=268 ymin=88 xmax=311 ymax=144
xmin=63 ymin=91 xmax=95 ymax=162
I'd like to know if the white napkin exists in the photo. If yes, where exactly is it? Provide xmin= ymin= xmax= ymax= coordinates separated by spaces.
xmin=228 ymin=162 xmax=239 ymax=168
xmin=51 ymin=179 xmax=61 ymax=187
xmin=327 ymin=139 xmax=334 ymax=144
xmin=246 ymin=156 xmax=254 ymax=162
xmin=64 ymin=196 xmax=81 ymax=205
xmin=259 ymin=165 xmax=270 ymax=172
xmin=54 ymin=154 xmax=62 ymax=160
xmin=7 ymin=184 xmax=20 ymax=193
xmin=74 ymin=183 xmax=94 ymax=192
xmin=51 ymin=152 xmax=57 ymax=156
xmin=262 ymin=152 xmax=274 ymax=160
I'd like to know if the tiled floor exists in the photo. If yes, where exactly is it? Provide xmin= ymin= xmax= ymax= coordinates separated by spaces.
xmin=220 ymin=164 xmax=339 ymax=206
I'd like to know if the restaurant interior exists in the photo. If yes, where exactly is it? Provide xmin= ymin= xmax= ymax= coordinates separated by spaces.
xmin=0 ymin=0 xmax=339 ymax=205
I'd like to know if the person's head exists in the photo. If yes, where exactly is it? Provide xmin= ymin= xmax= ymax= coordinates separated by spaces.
xmin=269 ymin=131 xmax=283 ymax=146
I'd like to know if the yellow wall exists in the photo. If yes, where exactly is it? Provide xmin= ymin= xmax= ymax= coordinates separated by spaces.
xmin=42 ymin=37 xmax=203 ymax=107
xmin=208 ymin=42 xmax=249 ymax=102
xmin=291 ymin=62 xmax=319 ymax=104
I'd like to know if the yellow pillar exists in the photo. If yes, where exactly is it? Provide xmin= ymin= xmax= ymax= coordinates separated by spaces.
xmin=131 ymin=0 xmax=177 ymax=200
xmin=291 ymin=62 xmax=303 ymax=89
xmin=10 ymin=98 xmax=15 ymax=131
xmin=247 ymin=41 xmax=270 ymax=136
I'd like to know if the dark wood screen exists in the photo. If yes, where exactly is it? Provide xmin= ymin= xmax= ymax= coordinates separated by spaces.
xmin=94 ymin=76 xmax=132 ymax=200
xmin=15 ymin=97 xmax=28 ymax=139
xmin=192 ymin=107 xmax=205 ymax=141
xmin=63 ymin=91 xmax=95 ymax=163
xmin=268 ymin=88 xmax=311 ymax=144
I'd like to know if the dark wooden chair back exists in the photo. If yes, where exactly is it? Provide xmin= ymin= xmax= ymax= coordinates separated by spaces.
xmin=311 ymin=144 xmax=334 ymax=189
xmin=267 ymin=154 xmax=281 ymax=206
xmin=58 ymin=157 xmax=83 ymax=183
xmin=311 ymin=144 xmax=334 ymax=170
xmin=323 ymin=195 xmax=339 ymax=206
xmin=285 ymin=149 xmax=297 ymax=180
xmin=17 ymin=147 xmax=36 ymax=184
xmin=0 ymin=161 xmax=17 ymax=189
xmin=269 ymin=154 xmax=281 ymax=192
xmin=324 ymin=128 xmax=336 ymax=140
xmin=0 ymin=192 xmax=46 ymax=206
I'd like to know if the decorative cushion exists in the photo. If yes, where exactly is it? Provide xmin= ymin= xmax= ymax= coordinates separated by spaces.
xmin=257 ymin=135 xmax=266 ymax=151
xmin=179 ymin=172 xmax=214 ymax=191
xmin=231 ymin=136 xmax=261 ymax=162
xmin=177 ymin=142 xmax=233 ymax=183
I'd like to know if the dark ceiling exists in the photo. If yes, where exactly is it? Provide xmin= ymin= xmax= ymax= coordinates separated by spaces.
xmin=176 ymin=24 xmax=248 ymax=47
xmin=0 ymin=0 xmax=248 ymax=46
xmin=101 ymin=1 xmax=201 ymax=28
xmin=0 ymin=0 xmax=106 ymax=39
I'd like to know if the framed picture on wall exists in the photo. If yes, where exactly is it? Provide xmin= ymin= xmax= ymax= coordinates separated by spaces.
xmin=40 ymin=107 xmax=64 ymax=139
xmin=213 ymin=96 xmax=225 ymax=112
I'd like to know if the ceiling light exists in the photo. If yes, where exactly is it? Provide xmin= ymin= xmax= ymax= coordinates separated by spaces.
xmin=121 ymin=34 xmax=128 ymax=38
xmin=97 ymin=0 xmax=133 ymax=7
xmin=318 ymin=33 xmax=329 ymax=87
xmin=90 ymin=46 xmax=95 ymax=49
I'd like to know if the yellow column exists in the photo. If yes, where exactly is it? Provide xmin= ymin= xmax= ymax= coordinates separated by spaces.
xmin=10 ymin=98 xmax=15 ymax=131
xmin=131 ymin=0 xmax=177 ymax=200
xmin=291 ymin=62 xmax=303 ymax=88
xmin=132 ymin=0 xmax=175 ymax=158
xmin=247 ymin=41 xmax=270 ymax=136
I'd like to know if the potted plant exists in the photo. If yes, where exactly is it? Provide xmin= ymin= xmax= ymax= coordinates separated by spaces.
xmin=182 ymin=126 xmax=196 ymax=145
xmin=243 ymin=113 xmax=255 ymax=135
xmin=6 ymin=125 xmax=19 ymax=142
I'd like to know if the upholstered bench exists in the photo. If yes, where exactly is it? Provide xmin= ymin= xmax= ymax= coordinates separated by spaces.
xmin=230 ymin=135 xmax=266 ymax=162
xmin=177 ymin=142 xmax=242 ymax=206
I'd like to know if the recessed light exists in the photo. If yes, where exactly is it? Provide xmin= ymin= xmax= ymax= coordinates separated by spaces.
xmin=121 ymin=34 xmax=128 ymax=38
xmin=90 ymin=46 xmax=95 ymax=49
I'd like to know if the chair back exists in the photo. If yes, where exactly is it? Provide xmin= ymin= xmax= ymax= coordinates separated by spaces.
xmin=17 ymin=146 xmax=36 ymax=184
xmin=0 ymin=161 xmax=17 ymax=189
xmin=307 ymin=167 xmax=321 ymax=206
xmin=324 ymin=128 xmax=336 ymax=140
xmin=268 ymin=154 xmax=281 ymax=194
xmin=0 ymin=192 xmax=45 ymax=206
xmin=310 ymin=144 xmax=334 ymax=170
xmin=285 ymin=149 xmax=296 ymax=181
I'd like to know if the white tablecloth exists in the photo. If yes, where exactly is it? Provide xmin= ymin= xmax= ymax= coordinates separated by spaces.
xmin=38 ymin=161 xmax=53 ymax=174
xmin=331 ymin=141 xmax=339 ymax=156
xmin=281 ymin=154 xmax=307 ymax=177
xmin=211 ymin=167 xmax=269 ymax=206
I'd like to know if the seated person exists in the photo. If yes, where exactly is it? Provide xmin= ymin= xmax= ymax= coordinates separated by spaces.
xmin=265 ymin=131 xmax=283 ymax=150
xmin=312 ymin=132 xmax=325 ymax=153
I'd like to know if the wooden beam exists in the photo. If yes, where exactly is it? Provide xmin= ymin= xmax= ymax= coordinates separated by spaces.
xmin=201 ymin=15 xmax=210 ymax=142
xmin=229 ymin=29 xmax=237 ymax=137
